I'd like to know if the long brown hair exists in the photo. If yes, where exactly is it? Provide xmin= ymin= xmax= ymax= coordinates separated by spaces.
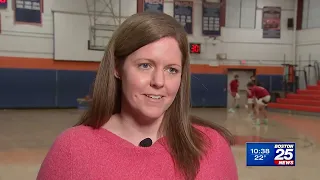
xmin=76 ymin=12 xmax=234 ymax=180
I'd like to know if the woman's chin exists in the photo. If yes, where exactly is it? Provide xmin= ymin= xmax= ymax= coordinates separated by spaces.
xmin=138 ymin=108 xmax=165 ymax=122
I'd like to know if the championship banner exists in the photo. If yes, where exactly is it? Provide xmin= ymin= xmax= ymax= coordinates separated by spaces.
xmin=0 ymin=13 xmax=2 ymax=34
xmin=14 ymin=0 xmax=42 ymax=25
xmin=202 ymin=2 xmax=220 ymax=36
xmin=174 ymin=1 xmax=193 ymax=34
xmin=262 ymin=7 xmax=281 ymax=38
xmin=0 ymin=0 xmax=8 ymax=9
xmin=144 ymin=0 xmax=164 ymax=13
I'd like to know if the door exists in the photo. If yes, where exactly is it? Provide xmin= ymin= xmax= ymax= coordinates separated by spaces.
xmin=227 ymin=70 xmax=254 ymax=108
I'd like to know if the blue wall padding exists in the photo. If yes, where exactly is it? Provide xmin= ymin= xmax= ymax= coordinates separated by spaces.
xmin=269 ymin=75 xmax=283 ymax=91
xmin=257 ymin=75 xmax=283 ymax=92
xmin=256 ymin=75 xmax=271 ymax=91
xmin=56 ymin=70 xmax=96 ymax=107
xmin=0 ymin=68 xmax=284 ymax=109
xmin=0 ymin=68 xmax=56 ymax=108
xmin=191 ymin=74 xmax=227 ymax=107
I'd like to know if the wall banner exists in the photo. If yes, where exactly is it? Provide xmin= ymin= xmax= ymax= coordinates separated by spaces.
xmin=144 ymin=0 xmax=164 ymax=13
xmin=14 ymin=0 xmax=42 ymax=25
xmin=262 ymin=6 xmax=281 ymax=38
xmin=174 ymin=1 xmax=193 ymax=34
xmin=202 ymin=2 xmax=220 ymax=36
xmin=0 ymin=0 xmax=8 ymax=9
xmin=0 ymin=13 xmax=1 ymax=34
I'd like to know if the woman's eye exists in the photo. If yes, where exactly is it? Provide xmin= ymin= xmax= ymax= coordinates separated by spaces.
xmin=138 ymin=63 xmax=151 ymax=69
xmin=167 ymin=67 xmax=178 ymax=74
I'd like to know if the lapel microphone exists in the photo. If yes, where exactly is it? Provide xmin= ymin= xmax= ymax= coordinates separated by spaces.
xmin=139 ymin=138 xmax=153 ymax=147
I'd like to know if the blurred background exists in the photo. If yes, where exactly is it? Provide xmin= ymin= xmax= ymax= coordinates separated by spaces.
xmin=0 ymin=0 xmax=320 ymax=179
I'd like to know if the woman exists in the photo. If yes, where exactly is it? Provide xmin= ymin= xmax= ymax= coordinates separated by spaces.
xmin=37 ymin=12 xmax=238 ymax=180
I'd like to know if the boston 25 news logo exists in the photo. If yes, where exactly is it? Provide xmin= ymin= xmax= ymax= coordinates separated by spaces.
xmin=274 ymin=143 xmax=295 ymax=166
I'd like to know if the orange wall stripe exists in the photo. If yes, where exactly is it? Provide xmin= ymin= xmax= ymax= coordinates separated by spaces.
xmin=0 ymin=56 xmax=99 ymax=71
xmin=0 ymin=56 xmax=283 ymax=75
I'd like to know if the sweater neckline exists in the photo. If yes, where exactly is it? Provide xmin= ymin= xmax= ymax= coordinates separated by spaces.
xmin=96 ymin=126 xmax=167 ymax=152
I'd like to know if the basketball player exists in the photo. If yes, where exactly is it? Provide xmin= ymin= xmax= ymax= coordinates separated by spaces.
xmin=247 ymin=82 xmax=270 ymax=125
xmin=245 ymin=87 xmax=254 ymax=117
xmin=250 ymin=75 xmax=256 ymax=84
xmin=228 ymin=74 xmax=240 ymax=113
xmin=246 ymin=75 xmax=257 ymax=116
xmin=250 ymin=75 xmax=262 ymax=86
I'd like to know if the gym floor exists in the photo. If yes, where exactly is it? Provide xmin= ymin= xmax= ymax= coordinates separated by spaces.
xmin=0 ymin=108 xmax=319 ymax=180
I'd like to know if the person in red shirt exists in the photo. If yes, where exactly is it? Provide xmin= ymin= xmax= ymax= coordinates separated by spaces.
xmin=228 ymin=74 xmax=240 ymax=113
xmin=245 ymin=86 xmax=254 ymax=115
xmin=245 ymin=76 xmax=258 ymax=116
xmin=247 ymin=82 xmax=270 ymax=125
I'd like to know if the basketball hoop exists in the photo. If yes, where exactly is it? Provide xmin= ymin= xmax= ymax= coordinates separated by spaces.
xmin=201 ymin=0 xmax=224 ymax=4
xmin=209 ymin=36 xmax=217 ymax=40
xmin=204 ymin=36 xmax=220 ymax=46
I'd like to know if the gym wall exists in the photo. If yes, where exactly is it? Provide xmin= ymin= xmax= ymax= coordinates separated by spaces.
xmin=1 ymin=0 xmax=309 ymax=109
xmin=0 ymin=58 xmax=283 ymax=108
xmin=296 ymin=0 xmax=320 ymax=86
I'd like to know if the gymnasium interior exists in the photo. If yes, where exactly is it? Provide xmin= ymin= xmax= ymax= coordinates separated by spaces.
xmin=0 ymin=0 xmax=320 ymax=179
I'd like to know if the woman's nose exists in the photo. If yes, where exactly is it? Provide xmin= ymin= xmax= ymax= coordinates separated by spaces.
xmin=150 ymin=69 xmax=165 ymax=89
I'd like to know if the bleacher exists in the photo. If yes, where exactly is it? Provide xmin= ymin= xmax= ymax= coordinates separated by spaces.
xmin=268 ymin=61 xmax=320 ymax=115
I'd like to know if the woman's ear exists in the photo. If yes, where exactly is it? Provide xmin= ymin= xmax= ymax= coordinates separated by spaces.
xmin=114 ymin=68 xmax=121 ymax=79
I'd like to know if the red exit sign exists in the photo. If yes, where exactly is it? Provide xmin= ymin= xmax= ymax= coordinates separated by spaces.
xmin=0 ymin=0 xmax=7 ymax=9
xmin=189 ymin=43 xmax=201 ymax=54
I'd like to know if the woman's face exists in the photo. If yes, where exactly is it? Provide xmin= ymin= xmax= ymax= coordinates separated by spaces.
xmin=118 ymin=37 xmax=182 ymax=120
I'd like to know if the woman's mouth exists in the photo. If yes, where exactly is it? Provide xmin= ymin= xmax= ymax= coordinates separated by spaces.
xmin=144 ymin=94 xmax=163 ymax=99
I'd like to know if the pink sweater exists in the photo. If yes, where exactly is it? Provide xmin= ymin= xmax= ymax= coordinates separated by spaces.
xmin=37 ymin=125 xmax=238 ymax=180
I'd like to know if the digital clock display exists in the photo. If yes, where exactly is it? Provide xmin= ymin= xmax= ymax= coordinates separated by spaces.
xmin=0 ymin=0 xmax=7 ymax=9
xmin=189 ymin=43 xmax=201 ymax=54
xmin=246 ymin=142 xmax=296 ymax=166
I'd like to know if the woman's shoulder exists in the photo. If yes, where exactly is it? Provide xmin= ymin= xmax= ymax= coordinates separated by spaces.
xmin=193 ymin=125 xmax=238 ymax=179
xmin=37 ymin=126 xmax=99 ymax=179
xmin=52 ymin=125 xmax=96 ymax=147
xmin=193 ymin=124 xmax=231 ymax=149
xmin=58 ymin=124 xmax=92 ymax=137
xmin=42 ymin=125 xmax=98 ymax=160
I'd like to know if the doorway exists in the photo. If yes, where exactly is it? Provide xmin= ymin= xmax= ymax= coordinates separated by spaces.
xmin=227 ymin=69 xmax=256 ymax=108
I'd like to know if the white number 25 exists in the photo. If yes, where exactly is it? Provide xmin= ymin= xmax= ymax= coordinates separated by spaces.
xmin=274 ymin=149 xmax=294 ymax=160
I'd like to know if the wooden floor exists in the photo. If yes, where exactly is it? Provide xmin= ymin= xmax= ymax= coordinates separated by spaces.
xmin=1 ymin=108 xmax=320 ymax=180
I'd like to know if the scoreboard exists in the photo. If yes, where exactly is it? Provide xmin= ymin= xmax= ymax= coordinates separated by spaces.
xmin=189 ymin=43 xmax=201 ymax=54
